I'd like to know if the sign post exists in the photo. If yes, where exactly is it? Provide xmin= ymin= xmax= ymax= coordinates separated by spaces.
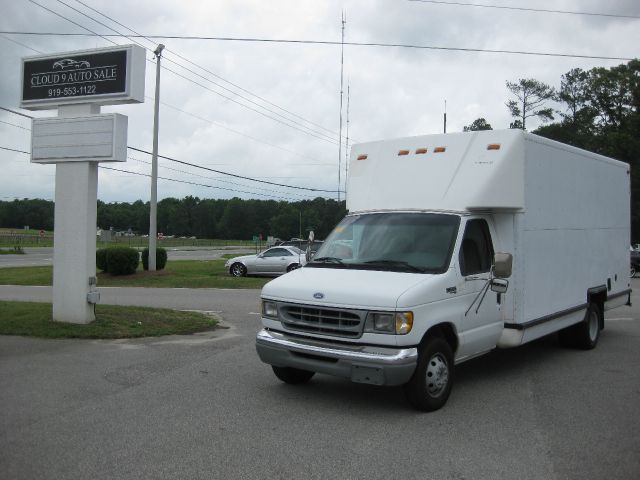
xmin=21 ymin=44 xmax=145 ymax=324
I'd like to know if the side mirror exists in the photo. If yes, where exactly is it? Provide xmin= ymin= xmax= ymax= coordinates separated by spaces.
xmin=493 ymin=253 xmax=513 ymax=278
xmin=490 ymin=278 xmax=509 ymax=294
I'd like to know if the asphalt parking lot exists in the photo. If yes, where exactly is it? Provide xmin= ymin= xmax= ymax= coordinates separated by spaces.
xmin=0 ymin=282 xmax=639 ymax=480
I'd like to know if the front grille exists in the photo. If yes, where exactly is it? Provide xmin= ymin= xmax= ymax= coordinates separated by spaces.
xmin=280 ymin=304 xmax=365 ymax=338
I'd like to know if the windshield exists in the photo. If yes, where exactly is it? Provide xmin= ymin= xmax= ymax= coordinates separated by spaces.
xmin=309 ymin=212 xmax=460 ymax=273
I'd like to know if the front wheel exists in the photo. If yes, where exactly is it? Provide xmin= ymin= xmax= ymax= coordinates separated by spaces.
xmin=286 ymin=263 xmax=300 ymax=273
xmin=230 ymin=263 xmax=247 ymax=277
xmin=404 ymin=337 xmax=454 ymax=412
xmin=272 ymin=366 xmax=315 ymax=384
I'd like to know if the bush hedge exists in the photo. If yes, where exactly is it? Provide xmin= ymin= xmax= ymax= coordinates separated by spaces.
xmin=96 ymin=248 xmax=108 ymax=272
xmin=142 ymin=247 xmax=168 ymax=271
xmin=96 ymin=246 xmax=139 ymax=275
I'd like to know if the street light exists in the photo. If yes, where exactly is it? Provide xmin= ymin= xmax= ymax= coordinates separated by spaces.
xmin=149 ymin=44 xmax=164 ymax=271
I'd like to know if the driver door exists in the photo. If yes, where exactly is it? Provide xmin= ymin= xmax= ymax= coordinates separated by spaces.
xmin=457 ymin=218 xmax=503 ymax=358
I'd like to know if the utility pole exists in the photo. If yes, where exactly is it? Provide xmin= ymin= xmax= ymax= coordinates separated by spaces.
xmin=344 ymin=81 xmax=351 ymax=201
xmin=337 ymin=11 xmax=346 ymax=203
xmin=149 ymin=44 xmax=164 ymax=271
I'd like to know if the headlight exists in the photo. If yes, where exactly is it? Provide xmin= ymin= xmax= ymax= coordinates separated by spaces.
xmin=365 ymin=311 xmax=413 ymax=334
xmin=262 ymin=300 xmax=278 ymax=318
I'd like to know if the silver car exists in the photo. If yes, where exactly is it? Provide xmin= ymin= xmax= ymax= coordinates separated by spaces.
xmin=225 ymin=246 xmax=306 ymax=277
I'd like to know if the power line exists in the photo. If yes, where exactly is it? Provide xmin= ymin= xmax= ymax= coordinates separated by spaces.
xmin=0 ymin=108 xmax=342 ymax=195
xmin=128 ymin=146 xmax=342 ymax=193
xmin=407 ymin=0 xmax=640 ymax=19
xmin=0 ymin=143 xmax=334 ymax=201
xmin=160 ymin=63 xmax=340 ymax=146
xmin=1 ymin=31 xmax=634 ymax=61
xmin=0 ymin=146 xmax=30 ymax=154
xmin=70 ymin=0 xmax=346 ymax=142
xmin=0 ymin=119 xmax=31 ymax=131
xmin=128 ymin=156 xmax=321 ymax=200
xmin=0 ymin=106 xmax=34 ymax=119
xmin=99 ymin=165 xmax=331 ymax=201
xmin=55 ymin=0 xmax=339 ymax=145
xmin=22 ymin=0 xmax=345 ymax=146
xmin=151 ymin=97 xmax=325 ymax=163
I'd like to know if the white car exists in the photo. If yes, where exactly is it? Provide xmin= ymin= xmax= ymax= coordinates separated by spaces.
xmin=225 ymin=246 xmax=306 ymax=277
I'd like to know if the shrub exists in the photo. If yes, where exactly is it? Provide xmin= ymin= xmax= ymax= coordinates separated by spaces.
xmin=105 ymin=246 xmax=139 ymax=275
xmin=142 ymin=247 xmax=168 ymax=271
xmin=96 ymin=248 xmax=108 ymax=272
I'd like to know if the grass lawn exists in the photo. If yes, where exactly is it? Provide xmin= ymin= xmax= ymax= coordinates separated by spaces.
xmin=0 ymin=260 xmax=271 ymax=289
xmin=0 ymin=301 xmax=218 ymax=338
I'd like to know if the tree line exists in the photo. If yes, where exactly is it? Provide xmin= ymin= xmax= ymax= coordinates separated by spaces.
xmin=464 ymin=59 xmax=639 ymax=240
xmin=0 ymin=196 xmax=347 ymax=241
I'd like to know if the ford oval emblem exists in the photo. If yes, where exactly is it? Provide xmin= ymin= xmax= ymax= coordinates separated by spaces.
xmin=313 ymin=292 xmax=325 ymax=300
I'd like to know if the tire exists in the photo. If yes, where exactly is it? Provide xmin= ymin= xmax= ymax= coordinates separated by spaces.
xmin=404 ymin=336 xmax=454 ymax=412
xmin=230 ymin=262 xmax=247 ymax=277
xmin=286 ymin=263 xmax=300 ymax=273
xmin=559 ymin=303 xmax=601 ymax=350
xmin=574 ymin=303 xmax=601 ymax=350
xmin=272 ymin=366 xmax=315 ymax=384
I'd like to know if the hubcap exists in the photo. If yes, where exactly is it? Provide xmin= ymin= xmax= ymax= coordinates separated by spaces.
xmin=231 ymin=264 xmax=244 ymax=276
xmin=426 ymin=353 xmax=449 ymax=397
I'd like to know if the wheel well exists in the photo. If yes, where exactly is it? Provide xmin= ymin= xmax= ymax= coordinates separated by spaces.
xmin=423 ymin=323 xmax=459 ymax=354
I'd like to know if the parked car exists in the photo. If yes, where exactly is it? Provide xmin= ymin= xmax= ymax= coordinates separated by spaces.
xmin=225 ymin=246 xmax=306 ymax=277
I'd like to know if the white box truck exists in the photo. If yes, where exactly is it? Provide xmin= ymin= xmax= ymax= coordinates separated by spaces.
xmin=256 ymin=129 xmax=631 ymax=411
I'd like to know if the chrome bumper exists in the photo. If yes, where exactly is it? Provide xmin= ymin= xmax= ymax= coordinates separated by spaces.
xmin=255 ymin=329 xmax=418 ymax=386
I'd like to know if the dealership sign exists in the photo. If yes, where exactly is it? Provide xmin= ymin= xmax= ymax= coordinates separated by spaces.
xmin=20 ymin=44 xmax=145 ymax=110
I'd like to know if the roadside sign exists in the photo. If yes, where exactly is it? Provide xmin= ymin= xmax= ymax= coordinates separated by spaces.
xmin=20 ymin=44 xmax=145 ymax=110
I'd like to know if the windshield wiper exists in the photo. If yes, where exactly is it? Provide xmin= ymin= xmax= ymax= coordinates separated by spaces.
xmin=362 ymin=259 xmax=425 ymax=273
xmin=311 ymin=256 xmax=345 ymax=265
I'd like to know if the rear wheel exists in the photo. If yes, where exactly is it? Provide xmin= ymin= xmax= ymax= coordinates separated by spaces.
xmin=230 ymin=263 xmax=247 ymax=277
xmin=272 ymin=366 xmax=315 ymax=384
xmin=404 ymin=337 xmax=454 ymax=412
xmin=559 ymin=303 xmax=601 ymax=350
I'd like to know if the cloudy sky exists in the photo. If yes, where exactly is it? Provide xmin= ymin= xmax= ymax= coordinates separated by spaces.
xmin=0 ymin=0 xmax=638 ymax=204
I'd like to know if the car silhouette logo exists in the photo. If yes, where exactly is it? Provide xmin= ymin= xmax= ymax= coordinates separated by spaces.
xmin=52 ymin=59 xmax=91 ymax=70
xmin=313 ymin=292 xmax=324 ymax=299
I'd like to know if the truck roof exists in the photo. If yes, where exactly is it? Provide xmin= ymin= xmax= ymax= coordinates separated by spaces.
xmin=346 ymin=129 xmax=627 ymax=213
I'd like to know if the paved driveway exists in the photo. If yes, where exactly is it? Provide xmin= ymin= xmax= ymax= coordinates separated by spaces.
xmin=0 ymin=284 xmax=639 ymax=480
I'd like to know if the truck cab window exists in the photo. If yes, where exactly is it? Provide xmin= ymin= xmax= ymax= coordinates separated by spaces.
xmin=459 ymin=219 xmax=494 ymax=276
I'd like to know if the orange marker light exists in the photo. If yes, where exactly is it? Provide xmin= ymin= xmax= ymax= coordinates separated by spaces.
xmin=487 ymin=144 xmax=501 ymax=150
xmin=415 ymin=148 xmax=428 ymax=154
xmin=398 ymin=150 xmax=410 ymax=156
xmin=357 ymin=154 xmax=368 ymax=161
xmin=434 ymin=147 xmax=446 ymax=153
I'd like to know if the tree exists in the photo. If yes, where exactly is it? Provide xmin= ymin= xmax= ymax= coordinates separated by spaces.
xmin=505 ymin=78 xmax=556 ymax=130
xmin=463 ymin=118 xmax=492 ymax=131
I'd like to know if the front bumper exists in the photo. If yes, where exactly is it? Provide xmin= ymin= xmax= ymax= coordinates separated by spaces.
xmin=255 ymin=329 xmax=418 ymax=386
